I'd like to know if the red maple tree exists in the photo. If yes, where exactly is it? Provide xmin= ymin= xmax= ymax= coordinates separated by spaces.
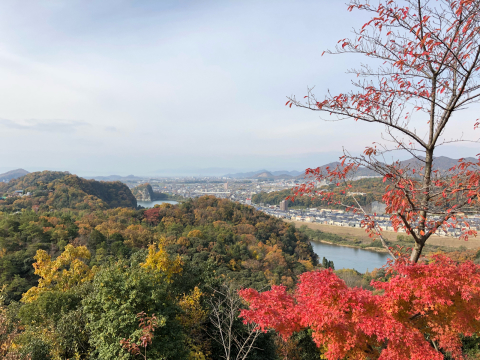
xmin=143 ymin=208 xmax=161 ymax=226
xmin=239 ymin=255 xmax=480 ymax=359
xmin=287 ymin=0 xmax=480 ymax=262
xmin=120 ymin=312 xmax=159 ymax=360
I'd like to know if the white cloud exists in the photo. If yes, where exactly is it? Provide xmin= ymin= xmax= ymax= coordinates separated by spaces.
xmin=0 ymin=119 xmax=89 ymax=132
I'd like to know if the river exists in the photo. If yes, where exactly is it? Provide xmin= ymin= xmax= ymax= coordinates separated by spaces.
xmin=137 ymin=200 xmax=179 ymax=208
xmin=310 ymin=241 xmax=391 ymax=273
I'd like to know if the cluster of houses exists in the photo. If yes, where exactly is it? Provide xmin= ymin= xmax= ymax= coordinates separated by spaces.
xmin=1 ymin=190 xmax=32 ymax=199
xmin=255 ymin=203 xmax=480 ymax=238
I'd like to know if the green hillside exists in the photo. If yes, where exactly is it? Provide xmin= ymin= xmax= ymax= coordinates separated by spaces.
xmin=0 ymin=171 xmax=137 ymax=211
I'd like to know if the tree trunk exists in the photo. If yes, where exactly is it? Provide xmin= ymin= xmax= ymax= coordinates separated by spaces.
xmin=410 ymin=241 xmax=424 ymax=263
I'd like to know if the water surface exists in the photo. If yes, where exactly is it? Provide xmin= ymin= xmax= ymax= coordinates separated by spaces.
xmin=310 ymin=241 xmax=390 ymax=273
xmin=137 ymin=200 xmax=179 ymax=208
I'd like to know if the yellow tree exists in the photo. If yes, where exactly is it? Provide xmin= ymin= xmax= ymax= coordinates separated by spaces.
xmin=141 ymin=240 xmax=183 ymax=283
xmin=177 ymin=287 xmax=209 ymax=360
xmin=21 ymin=245 xmax=93 ymax=303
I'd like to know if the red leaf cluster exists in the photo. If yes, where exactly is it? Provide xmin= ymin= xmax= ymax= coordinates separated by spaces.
xmin=120 ymin=312 xmax=159 ymax=358
xmin=143 ymin=208 xmax=161 ymax=226
xmin=239 ymin=255 xmax=480 ymax=360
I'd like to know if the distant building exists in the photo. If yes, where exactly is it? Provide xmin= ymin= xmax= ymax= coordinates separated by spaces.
xmin=280 ymin=200 xmax=288 ymax=211
xmin=246 ymin=198 xmax=252 ymax=205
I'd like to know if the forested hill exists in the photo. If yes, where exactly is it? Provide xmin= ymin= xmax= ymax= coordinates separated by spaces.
xmin=253 ymin=177 xmax=385 ymax=209
xmin=0 ymin=171 xmax=137 ymax=211
xmin=0 ymin=196 xmax=320 ymax=359
xmin=0 ymin=195 xmax=318 ymax=303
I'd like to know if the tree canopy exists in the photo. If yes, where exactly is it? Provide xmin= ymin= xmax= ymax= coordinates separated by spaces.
xmin=0 ymin=171 xmax=137 ymax=211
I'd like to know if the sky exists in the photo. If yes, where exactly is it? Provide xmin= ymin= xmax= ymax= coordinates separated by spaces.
xmin=0 ymin=0 xmax=478 ymax=176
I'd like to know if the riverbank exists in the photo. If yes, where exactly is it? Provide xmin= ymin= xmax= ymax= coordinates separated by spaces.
xmin=287 ymin=220 xmax=480 ymax=250
xmin=313 ymin=239 xmax=390 ymax=253
xmin=289 ymin=220 xmax=480 ymax=260
xmin=137 ymin=200 xmax=179 ymax=208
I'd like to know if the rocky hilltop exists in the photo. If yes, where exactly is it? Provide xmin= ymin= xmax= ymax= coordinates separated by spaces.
xmin=132 ymin=183 xmax=155 ymax=201
xmin=132 ymin=183 xmax=171 ymax=202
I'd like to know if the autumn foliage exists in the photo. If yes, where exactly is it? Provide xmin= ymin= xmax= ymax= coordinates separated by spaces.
xmin=141 ymin=241 xmax=183 ymax=282
xmin=240 ymin=255 xmax=480 ymax=359
xmin=288 ymin=0 xmax=480 ymax=262
xmin=120 ymin=312 xmax=161 ymax=360
xmin=0 ymin=171 xmax=137 ymax=211
xmin=21 ymin=244 xmax=93 ymax=303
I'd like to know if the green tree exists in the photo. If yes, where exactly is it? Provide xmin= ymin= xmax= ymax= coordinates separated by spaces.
xmin=82 ymin=261 xmax=187 ymax=360
xmin=18 ymin=288 xmax=91 ymax=360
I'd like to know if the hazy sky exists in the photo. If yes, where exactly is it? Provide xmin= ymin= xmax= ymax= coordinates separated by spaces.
xmin=0 ymin=0 xmax=478 ymax=176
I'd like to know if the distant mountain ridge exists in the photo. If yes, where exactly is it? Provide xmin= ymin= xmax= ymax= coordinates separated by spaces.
xmin=271 ymin=170 xmax=303 ymax=176
xmin=307 ymin=156 xmax=478 ymax=178
xmin=225 ymin=169 xmax=302 ymax=178
xmin=0 ymin=169 xmax=29 ymax=182
xmin=225 ymin=156 xmax=478 ymax=179
xmin=401 ymin=156 xmax=478 ymax=170
xmin=86 ymin=174 xmax=143 ymax=181
xmin=255 ymin=171 xmax=275 ymax=178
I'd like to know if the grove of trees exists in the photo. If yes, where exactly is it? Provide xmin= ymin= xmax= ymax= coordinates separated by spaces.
xmin=0 ymin=193 xmax=330 ymax=359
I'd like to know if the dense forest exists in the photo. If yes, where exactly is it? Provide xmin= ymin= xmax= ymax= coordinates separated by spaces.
xmin=0 ymin=173 xmax=328 ymax=359
xmin=0 ymin=171 xmax=137 ymax=211
xmin=253 ymin=178 xmax=385 ymax=209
